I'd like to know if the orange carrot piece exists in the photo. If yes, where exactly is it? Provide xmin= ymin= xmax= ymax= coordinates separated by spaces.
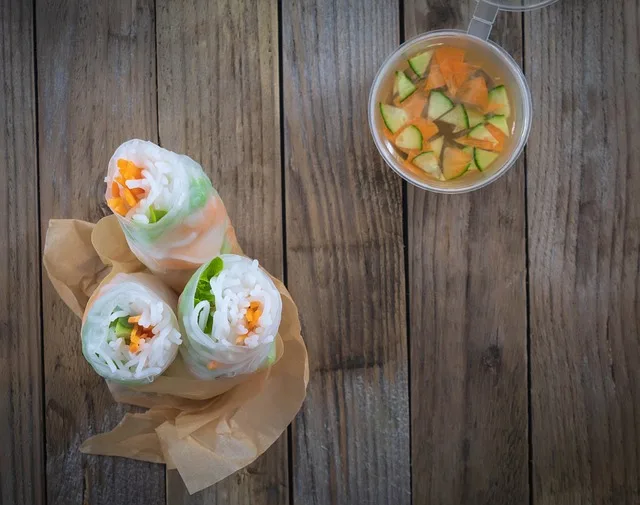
xmin=111 ymin=181 xmax=120 ymax=197
xmin=130 ymin=187 xmax=145 ymax=197
xmin=456 ymin=137 xmax=497 ymax=150
xmin=121 ymin=186 xmax=138 ymax=207
xmin=440 ymin=60 xmax=471 ymax=96
xmin=424 ymin=65 xmax=446 ymax=91
xmin=407 ymin=117 xmax=439 ymax=142
xmin=399 ymin=92 xmax=428 ymax=118
xmin=485 ymin=123 xmax=507 ymax=152
xmin=128 ymin=315 xmax=141 ymax=323
xmin=117 ymin=159 xmax=143 ymax=180
xmin=107 ymin=197 xmax=122 ymax=209
xmin=115 ymin=175 xmax=126 ymax=187
xmin=434 ymin=46 xmax=465 ymax=66
xmin=207 ymin=361 xmax=218 ymax=370
xmin=457 ymin=76 xmax=489 ymax=111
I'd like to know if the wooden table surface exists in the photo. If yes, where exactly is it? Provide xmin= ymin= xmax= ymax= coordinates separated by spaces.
xmin=2 ymin=0 xmax=639 ymax=504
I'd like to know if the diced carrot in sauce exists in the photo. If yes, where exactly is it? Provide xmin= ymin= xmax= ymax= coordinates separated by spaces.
xmin=485 ymin=123 xmax=507 ymax=152
xmin=408 ymin=118 xmax=439 ymax=142
xmin=440 ymin=60 xmax=471 ymax=96
xmin=425 ymin=65 xmax=446 ymax=91
xmin=456 ymin=137 xmax=497 ymax=150
xmin=457 ymin=76 xmax=489 ymax=111
xmin=398 ymin=92 xmax=428 ymax=118
xmin=434 ymin=46 xmax=465 ymax=66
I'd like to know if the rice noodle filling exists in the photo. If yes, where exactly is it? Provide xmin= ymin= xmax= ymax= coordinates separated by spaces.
xmin=200 ymin=259 xmax=277 ymax=349
xmin=87 ymin=298 xmax=182 ymax=380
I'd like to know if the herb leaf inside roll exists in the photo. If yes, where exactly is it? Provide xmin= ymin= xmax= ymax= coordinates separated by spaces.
xmin=178 ymin=254 xmax=282 ymax=379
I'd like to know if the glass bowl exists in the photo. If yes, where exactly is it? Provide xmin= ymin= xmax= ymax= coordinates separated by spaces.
xmin=368 ymin=29 xmax=532 ymax=194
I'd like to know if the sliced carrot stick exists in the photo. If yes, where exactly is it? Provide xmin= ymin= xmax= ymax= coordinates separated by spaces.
xmin=111 ymin=181 xmax=120 ymax=197
xmin=117 ymin=159 xmax=143 ymax=180
xmin=130 ymin=187 xmax=145 ymax=197
xmin=399 ymin=92 xmax=428 ymax=118
xmin=128 ymin=315 xmax=141 ymax=323
xmin=407 ymin=117 xmax=439 ymax=142
xmin=424 ymin=65 xmax=445 ymax=91
xmin=121 ymin=186 xmax=137 ymax=207
xmin=485 ymin=123 xmax=507 ymax=152
xmin=440 ymin=60 xmax=471 ymax=96
xmin=456 ymin=137 xmax=497 ymax=150
xmin=434 ymin=46 xmax=465 ymax=66
xmin=457 ymin=76 xmax=489 ymax=111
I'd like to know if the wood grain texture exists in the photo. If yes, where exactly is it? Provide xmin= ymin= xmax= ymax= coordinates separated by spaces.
xmin=282 ymin=1 xmax=410 ymax=504
xmin=404 ymin=2 xmax=529 ymax=504
xmin=36 ymin=0 xmax=162 ymax=504
xmin=527 ymin=1 xmax=640 ymax=503
xmin=0 ymin=1 xmax=45 ymax=504
xmin=156 ymin=0 xmax=286 ymax=503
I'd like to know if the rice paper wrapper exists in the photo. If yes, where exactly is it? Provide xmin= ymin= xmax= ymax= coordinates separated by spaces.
xmin=106 ymin=140 xmax=242 ymax=291
xmin=43 ymin=215 xmax=309 ymax=494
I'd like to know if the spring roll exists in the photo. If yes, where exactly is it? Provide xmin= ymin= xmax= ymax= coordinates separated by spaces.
xmin=82 ymin=272 xmax=182 ymax=384
xmin=178 ymin=254 xmax=282 ymax=379
xmin=105 ymin=139 xmax=237 ymax=289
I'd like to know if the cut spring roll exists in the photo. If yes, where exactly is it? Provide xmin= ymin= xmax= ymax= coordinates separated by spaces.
xmin=178 ymin=254 xmax=282 ymax=379
xmin=105 ymin=139 xmax=237 ymax=290
xmin=82 ymin=273 xmax=182 ymax=384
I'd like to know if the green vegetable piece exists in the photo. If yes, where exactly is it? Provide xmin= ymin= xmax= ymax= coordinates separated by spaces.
xmin=408 ymin=50 xmax=433 ymax=77
xmin=193 ymin=256 xmax=225 ymax=333
xmin=394 ymin=71 xmax=417 ymax=102
xmin=149 ymin=206 xmax=168 ymax=224
xmin=113 ymin=317 xmax=133 ymax=338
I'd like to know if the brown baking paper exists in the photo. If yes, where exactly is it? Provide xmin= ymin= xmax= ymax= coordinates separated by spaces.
xmin=43 ymin=216 xmax=309 ymax=494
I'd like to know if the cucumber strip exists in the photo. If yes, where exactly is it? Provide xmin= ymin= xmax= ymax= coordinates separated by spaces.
xmin=430 ymin=135 xmax=444 ymax=160
xmin=468 ymin=124 xmax=498 ymax=144
xmin=395 ymin=125 xmax=423 ymax=150
xmin=439 ymin=104 xmax=469 ymax=132
xmin=394 ymin=71 xmax=417 ymax=102
xmin=474 ymin=149 xmax=499 ymax=171
xmin=466 ymin=107 xmax=485 ymax=128
xmin=487 ymin=115 xmax=510 ymax=136
xmin=379 ymin=103 xmax=409 ymax=133
xmin=408 ymin=50 xmax=433 ymax=77
xmin=427 ymin=90 xmax=454 ymax=120
xmin=488 ymin=85 xmax=511 ymax=118
xmin=462 ymin=147 xmax=478 ymax=170
xmin=412 ymin=151 xmax=441 ymax=177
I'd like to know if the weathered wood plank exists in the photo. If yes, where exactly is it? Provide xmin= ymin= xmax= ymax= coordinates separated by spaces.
xmin=404 ymin=2 xmax=529 ymax=504
xmin=527 ymin=0 xmax=640 ymax=503
xmin=36 ymin=1 xmax=163 ymax=504
xmin=0 ymin=1 xmax=44 ymax=504
xmin=155 ymin=0 xmax=286 ymax=503
xmin=282 ymin=1 xmax=410 ymax=504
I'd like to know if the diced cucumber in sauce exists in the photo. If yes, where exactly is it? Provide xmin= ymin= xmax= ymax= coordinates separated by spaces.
xmin=462 ymin=147 xmax=477 ymax=170
xmin=408 ymin=50 xmax=433 ymax=77
xmin=474 ymin=149 xmax=499 ymax=171
xmin=487 ymin=115 xmax=510 ymax=136
xmin=466 ymin=107 xmax=485 ymax=128
xmin=430 ymin=136 xmax=444 ymax=160
xmin=468 ymin=124 xmax=498 ymax=144
xmin=394 ymin=71 xmax=417 ymax=102
xmin=427 ymin=91 xmax=454 ymax=120
xmin=439 ymin=104 xmax=469 ymax=132
xmin=412 ymin=151 xmax=441 ymax=178
xmin=395 ymin=125 xmax=423 ymax=150
xmin=488 ymin=85 xmax=511 ymax=118
xmin=379 ymin=103 xmax=409 ymax=133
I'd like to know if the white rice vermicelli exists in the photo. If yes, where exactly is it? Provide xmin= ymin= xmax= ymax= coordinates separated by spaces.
xmin=178 ymin=254 xmax=282 ymax=379
xmin=81 ymin=272 xmax=182 ymax=384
